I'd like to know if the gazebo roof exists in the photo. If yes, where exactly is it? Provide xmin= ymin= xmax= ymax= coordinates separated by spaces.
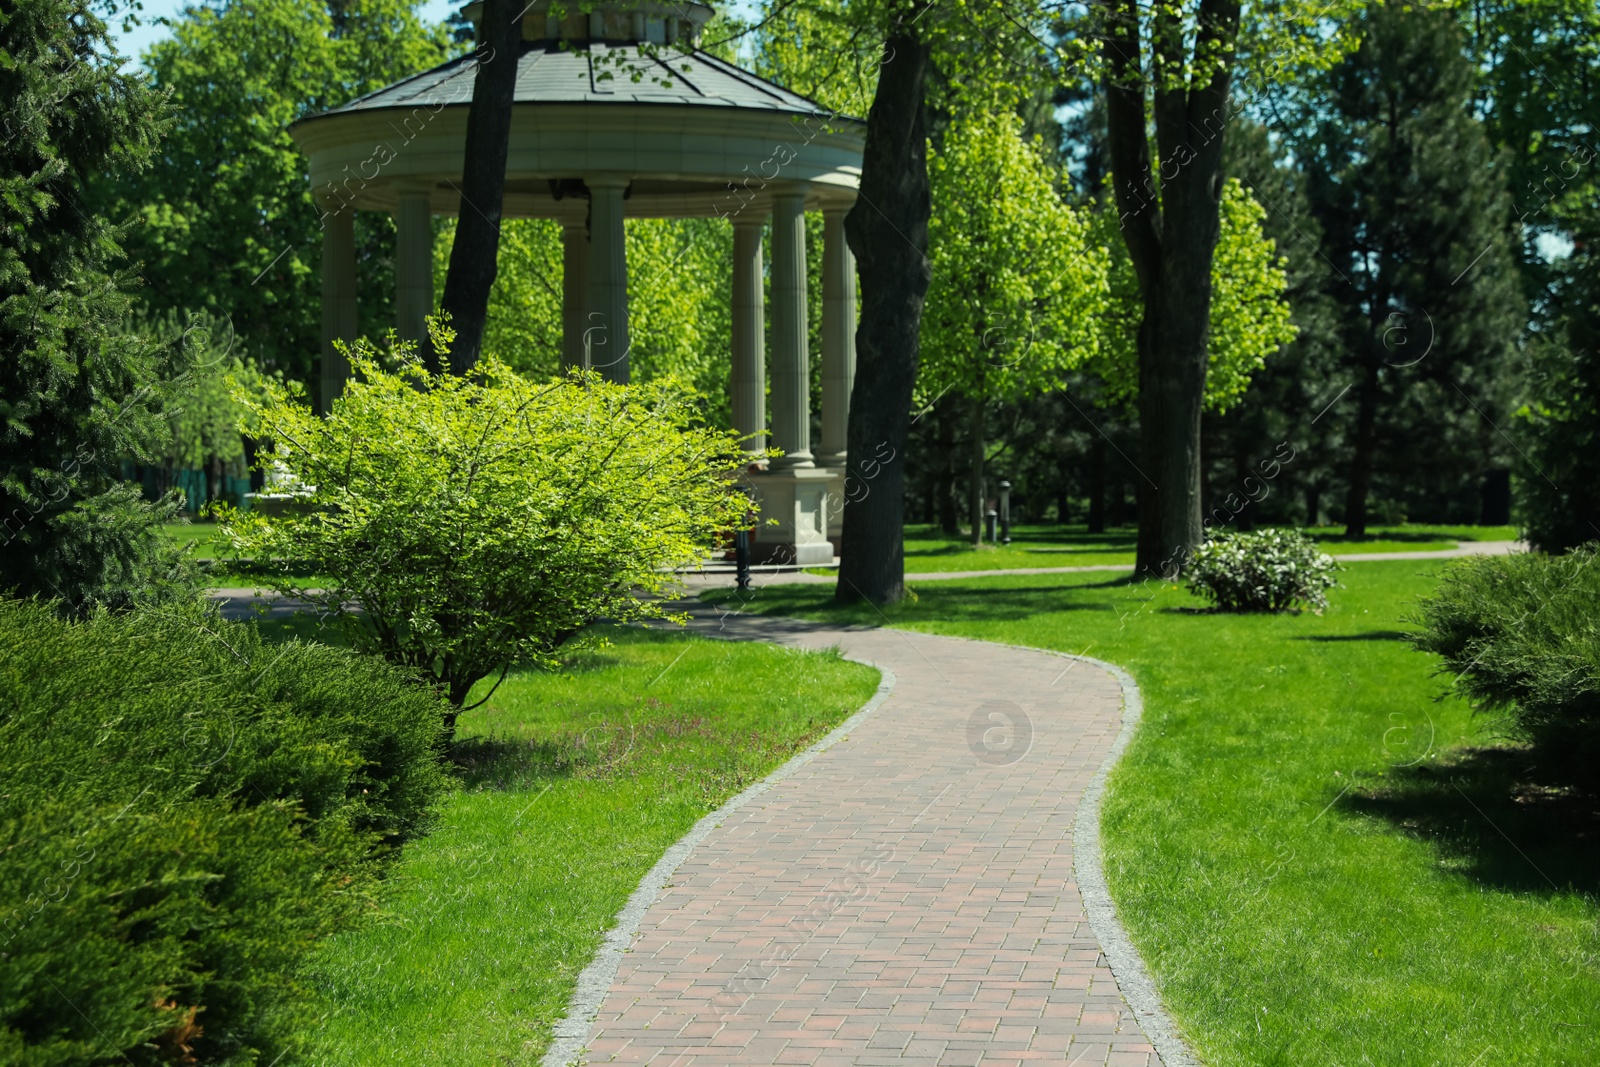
xmin=322 ymin=42 xmax=840 ymax=119
xmin=288 ymin=0 xmax=866 ymax=220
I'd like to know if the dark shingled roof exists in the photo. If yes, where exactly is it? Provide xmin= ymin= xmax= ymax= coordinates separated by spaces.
xmin=313 ymin=41 xmax=854 ymax=120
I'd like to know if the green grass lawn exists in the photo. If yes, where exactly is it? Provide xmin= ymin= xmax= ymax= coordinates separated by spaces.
xmin=704 ymin=563 xmax=1599 ymax=1065
xmin=892 ymin=522 xmax=1521 ymax=573
xmin=294 ymin=625 xmax=880 ymax=1066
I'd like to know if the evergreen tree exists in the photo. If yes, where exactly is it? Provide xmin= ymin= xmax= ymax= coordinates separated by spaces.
xmin=1302 ymin=1 xmax=1524 ymax=535
xmin=0 ymin=0 xmax=198 ymax=614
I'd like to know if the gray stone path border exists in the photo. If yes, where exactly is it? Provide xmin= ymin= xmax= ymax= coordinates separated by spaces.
xmin=540 ymin=661 xmax=900 ymax=1067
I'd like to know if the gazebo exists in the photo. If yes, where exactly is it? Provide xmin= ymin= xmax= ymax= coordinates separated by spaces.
xmin=288 ymin=0 xmax=867 ymax=565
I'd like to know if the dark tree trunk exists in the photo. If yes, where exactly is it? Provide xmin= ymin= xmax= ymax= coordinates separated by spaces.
xmin=1305 ymin=483 xmax=1321 ymax=527
xmin=836 ymin=11 xmax=933 ymax=606
xmin=431 ymin=0 xmax=521 ymax=376
xmin=1102 ymin=0 xmax=1240 ymax=577
xmin=968 ymin=388 xmax=986 ymax=548
xmin=1232 ymin=437 xmax=1254 ymax=531
xmin=1344 ymin=356 xmax=1381 ymax=537
xmin=1087 ymin=435 xmax=1107 ymax=533
xmin=936 ymin=393 xmax=960 ymax=534
xmin=1056 ymin=486 xmax=1070 ymax=525
xmin=1480 ymin=469 xmax=1511 ymax=526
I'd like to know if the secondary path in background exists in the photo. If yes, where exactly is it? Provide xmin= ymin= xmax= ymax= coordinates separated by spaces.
xmin=545 ymin=605 xmax=1182 ymax=1067
xmin=672 ymin=539 xmax=1524 ymax=592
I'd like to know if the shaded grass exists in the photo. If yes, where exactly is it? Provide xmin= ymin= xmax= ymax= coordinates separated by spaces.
xmin=703 ymin=563 xmax=1599 ymax=1065
xmin=299 ymin=625 xmax=879 ymax=1066
xmin=896 ymin=523 xmax=1519 ymax=573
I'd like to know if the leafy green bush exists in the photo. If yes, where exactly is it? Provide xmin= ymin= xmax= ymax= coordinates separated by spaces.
xmin=219 ymin=326 xmax=749 ymax=732
xmin=0 ymin=597 xmax=448 ymax=1065
xmin=1409 ymin=547 xmax=1600 ymax=787
xmin=1184 ymin=529 xmax=1340 ymax=612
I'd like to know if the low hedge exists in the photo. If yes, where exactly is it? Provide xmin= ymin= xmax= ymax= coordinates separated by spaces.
xmin=1409 ymin=546 xmax=1600 ymax=788
xmin=0 ymin=598 xmax=449 ymax=1065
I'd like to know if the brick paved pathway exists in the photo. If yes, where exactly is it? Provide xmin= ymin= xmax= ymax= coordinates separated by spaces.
xmin=555 ymin=608 xmax=1171 ymax=1067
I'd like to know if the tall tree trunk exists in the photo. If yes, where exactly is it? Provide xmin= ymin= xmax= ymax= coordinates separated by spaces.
xmin=836 ymin=10 xmax=933 ymax=606
xmin=936 ymin=393 xmax=960 ymax=534
xmin=1087 ymin=435 xmax=1107 ymax=533
xmin=1344 ymin=356 xmax=1380 ymax=536
xmin=1102 ymin=0 xmax=1240 ymax=577
xmin=968 ymin=389 xmax=986 ymax=548
xmin=431 ymin=0 xmax=520 ymax=376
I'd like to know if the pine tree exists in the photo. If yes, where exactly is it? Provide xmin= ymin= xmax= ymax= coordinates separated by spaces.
xmin=0 ymin=0 xmax=196 ymax=613
xmin=1302 ymin=1 xmax=1524 ymax=535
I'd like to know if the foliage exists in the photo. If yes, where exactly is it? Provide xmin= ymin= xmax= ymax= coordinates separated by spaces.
xmin=1514 ymin=232 xmax=1600 ymax=552
xmin=1086 ymin=177 xmax=1296 ymax=414
xmin=0 ymin=0 xmax=202 ymax=616
xmin=93 ymin=0 xmax=454 ymax=384
xmin=1410 ymin=547 xmax=1600 ymax=788
xmin=919 ymin=109 xmax=1108 ymax=405
xmin=1299 ymin=1 xmax=1524 ymax=534
xmin=431 ymin=216 xmax=736 ymax=428
xmin=0 ymin=596 xmax=447 ymax=1066
xmin=219 ymin=324 xmax=750 ymax=722
xmin=1183 ymin=528 xmax=1339 ymax=613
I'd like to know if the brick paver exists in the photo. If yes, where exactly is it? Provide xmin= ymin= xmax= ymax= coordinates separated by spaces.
xmin=561 ymin=607 xmax=1163 ymax=1067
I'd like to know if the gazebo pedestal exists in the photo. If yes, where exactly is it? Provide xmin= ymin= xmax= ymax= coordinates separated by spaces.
xmin=746 ymin=468 xmax=838 ymax=565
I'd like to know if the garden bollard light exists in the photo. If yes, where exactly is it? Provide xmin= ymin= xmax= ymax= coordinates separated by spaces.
xmin=999 ymin=480 xmax=1012 ymax=545
xmin=734 ymin=502 xmax=754 ymax=592
xmin=985 ymin=506 xmax=998 ymax=544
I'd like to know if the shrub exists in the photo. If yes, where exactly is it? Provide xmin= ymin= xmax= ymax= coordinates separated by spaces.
xmin=0 ymin=597 xmax=448 ymax=1065
xmin=218 ymin=325 xmax=749 ymax=734
xmin=1408 ymin=547 xmax=1600 ymax=788
xmin=1184 ymin=529 xmax=1340 ymax=612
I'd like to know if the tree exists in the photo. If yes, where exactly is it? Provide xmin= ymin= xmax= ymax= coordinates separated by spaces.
xmin=1085 ymin=0 xmax=1370 ymax=574
xmin=431 ymin=0 xmax=520 ymax=375
xmin=836 ymin=0 xmax=937 ymax=605
xmin=919 ymin=110 xmax=1109 ymax=546
xmin=0 ymin=0 xmax=198 ymax=615
xmin=93 ymin=0 xmax=451 ymax=385
xmin=1301 ymin=2 xmax=1523 ymax=536
xmin=220 ymin=324 xmax=748 ymax=736
xmin=1086 ymin=176 xmax=1296 ymax=417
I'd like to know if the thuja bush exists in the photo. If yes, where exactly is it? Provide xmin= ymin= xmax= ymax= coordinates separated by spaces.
xmin=219 ymin=324 xmax=749 ymax=736
xmin=1184 ymin=529 xmax=1340 ymax=613
xmin=1410 ymin=547 xmax=1600 ymax=788
xmin=0 ymin=597 xmax=448 ymax=1065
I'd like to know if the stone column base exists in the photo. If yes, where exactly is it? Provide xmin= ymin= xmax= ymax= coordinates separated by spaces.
xmin=746 ymin=467 xmax=838 ymax=565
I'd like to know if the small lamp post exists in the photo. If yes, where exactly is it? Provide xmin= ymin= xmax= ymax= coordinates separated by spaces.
xmin=733 ymin=488 xmax=755 ymax=592
xmin=999 ymin=480 xmax=1012 ymax=545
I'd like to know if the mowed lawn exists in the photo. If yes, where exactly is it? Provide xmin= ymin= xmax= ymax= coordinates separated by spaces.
xmin=295 ymin=626 xmax=880 ymax=1066
xmin=704 ymin=561 xmax=1599 ymax=1066
xmin=896 ymin=522 xmax=1519 ymax=573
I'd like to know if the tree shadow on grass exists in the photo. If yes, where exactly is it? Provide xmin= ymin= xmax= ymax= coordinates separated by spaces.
xmin=1343 ymin=746 xmax=1600 ymax=897
xmin=1299 ymin=630 xmax=1412 ymax=642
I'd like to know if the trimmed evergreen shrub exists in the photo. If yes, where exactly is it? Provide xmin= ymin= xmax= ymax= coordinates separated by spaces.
xmin=0 ymin=598 xmax=448 ymax=1065
xmin=1184 ymin=529 xmax=1340 ymax=613
xmin=1409 ymin=547 xmax=1600 ymax=789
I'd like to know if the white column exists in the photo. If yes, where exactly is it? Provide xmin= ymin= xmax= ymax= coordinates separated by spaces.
xmin=819 ymin=206 xmax=856 ymax=468
xmin=584 ymin=177 xmax=630 ymax=384
xmin=394 ymin=187 xmax=433 ymax=348
xmin=768 ymin=190 xmax=813 ymax=469
xmin=562 ymin=218 xmax=589 ymax=372
xmin=731 ymin=218 xmax=766 ymax=458
xmin=319 ymin=204 xmax=358 ymax=413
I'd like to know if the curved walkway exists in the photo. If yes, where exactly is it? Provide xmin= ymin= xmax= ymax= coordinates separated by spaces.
xmin=545 ymin=606 xmax=1185 ymax=1067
